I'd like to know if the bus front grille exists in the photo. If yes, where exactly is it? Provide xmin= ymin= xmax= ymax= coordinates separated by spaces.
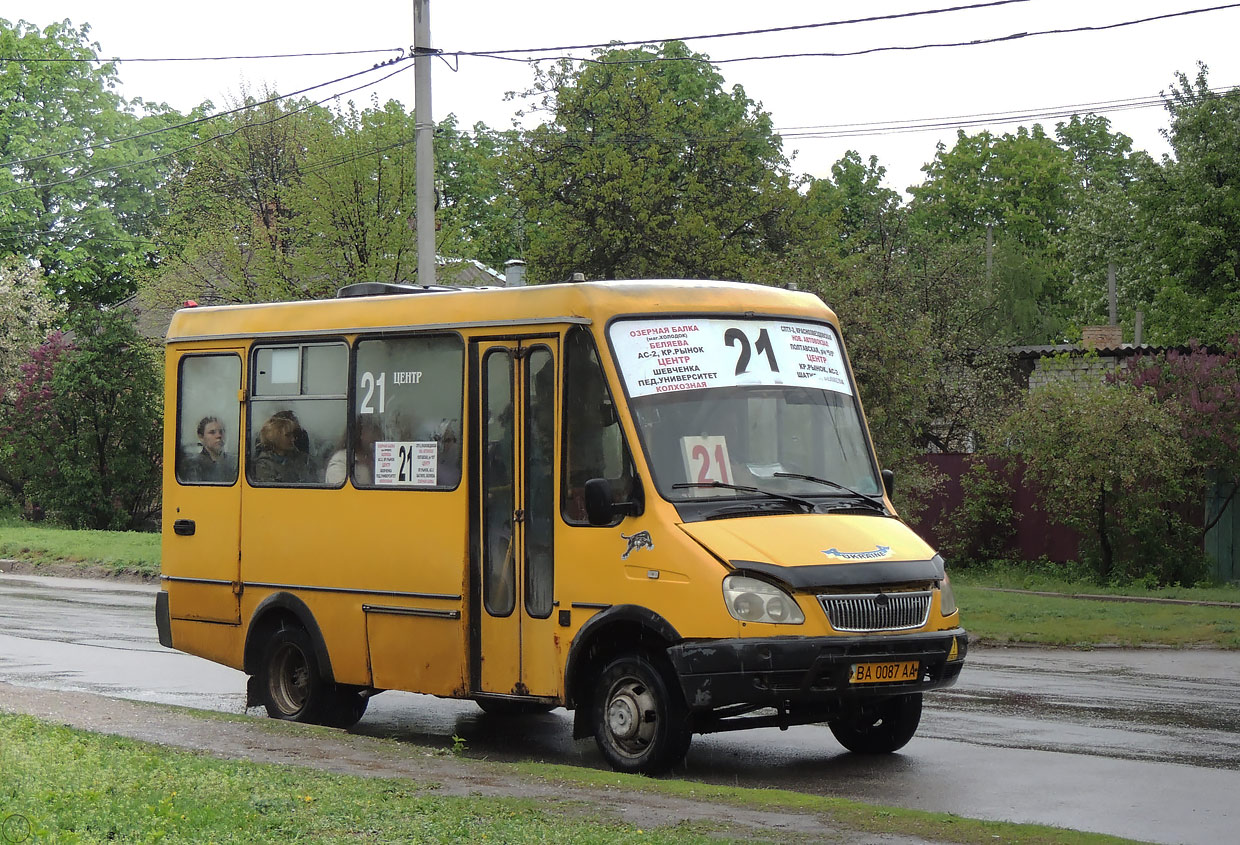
xmin=818 ymin=590 xmax=932 ymax=632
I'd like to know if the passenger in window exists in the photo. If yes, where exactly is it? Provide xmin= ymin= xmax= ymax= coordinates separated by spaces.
xmin=433 ymin=419 xmax=462 ymax=487
xmin=184 ymin=416 xmax=236 ymax=483
xmin=325 ymin=418 xmax=382 ymax=486
xmin=254 ymin=412 xmax=314 ymax=484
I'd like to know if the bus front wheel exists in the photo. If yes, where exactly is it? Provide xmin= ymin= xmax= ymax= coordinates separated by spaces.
xmin=828 ymin=693 xmax=922 ymax=754
xmin=258 ymin=625 xmax=331 ymax=724
xmin=591 ymin=653 xmax=691 ymax=775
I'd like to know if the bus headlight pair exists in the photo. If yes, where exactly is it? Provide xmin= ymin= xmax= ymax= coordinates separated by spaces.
xmin=722 ymin=575 xmax=805 ymax=625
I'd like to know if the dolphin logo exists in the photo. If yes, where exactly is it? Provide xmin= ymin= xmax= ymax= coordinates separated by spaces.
xmin=821 ymin=544 xmax=891 ymax=561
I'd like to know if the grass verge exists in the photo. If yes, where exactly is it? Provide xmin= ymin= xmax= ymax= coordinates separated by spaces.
xmin=0 ymin=711 xmax=1136 ymax=844
xmin=953 ymin=565 xmax=1240 ymax=648
xmin=0 ymin=516 xmax=159 ymax=578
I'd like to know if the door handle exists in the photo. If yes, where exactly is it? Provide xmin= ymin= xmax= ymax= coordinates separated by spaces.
xmin=173 ymin=519 xmax=196 ymax=536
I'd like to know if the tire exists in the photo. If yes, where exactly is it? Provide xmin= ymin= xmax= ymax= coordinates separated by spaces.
xmin=322 ymin=685 xmax=370 ymax=729
xmin=828 ymin=693 xmax=923 ymax=754
xmin=591 ymin=653 xmax=691 ymax=775
xmin=258 ymin=624 xmax=332 ymax=723
xmin=475 ymin=698 xmax=557 ymax=716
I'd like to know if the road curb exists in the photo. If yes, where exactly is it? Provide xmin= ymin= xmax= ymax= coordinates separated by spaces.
xmin=976 ymin=586 xmax=1240 ymax=609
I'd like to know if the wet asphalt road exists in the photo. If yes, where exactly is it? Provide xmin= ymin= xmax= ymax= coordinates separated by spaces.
xmin=0 ymin=571 xmax=1237 ymax=844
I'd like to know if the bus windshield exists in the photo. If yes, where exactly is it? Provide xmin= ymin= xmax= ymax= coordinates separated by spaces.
xmin=608 ymin=316 xmax=881 ymax=503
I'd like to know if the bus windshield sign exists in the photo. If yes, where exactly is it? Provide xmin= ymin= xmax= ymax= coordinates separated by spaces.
xmin=609 ymin=317 xmax=852 ymax=397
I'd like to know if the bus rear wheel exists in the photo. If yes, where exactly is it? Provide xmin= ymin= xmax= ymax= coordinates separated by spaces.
xmin=259 ymin=625 xmax=331 ymax=724
xmin=591 ymin=653 xmax=691 ymax=775
xmin=828 ymin=693 xmax=922 ymax=754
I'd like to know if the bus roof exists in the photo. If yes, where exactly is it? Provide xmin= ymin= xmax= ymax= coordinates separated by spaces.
xmin=164 ymin=279 xmax=837 ymax=344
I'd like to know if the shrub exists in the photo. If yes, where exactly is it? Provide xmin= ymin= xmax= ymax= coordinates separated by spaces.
xmin=939 ymin=458 xmax=1019 ymax=567
xmin=997 ymin=380 xmax=1206 ymax=584
xmin=1 ymin=310 xmax=162 ymax=530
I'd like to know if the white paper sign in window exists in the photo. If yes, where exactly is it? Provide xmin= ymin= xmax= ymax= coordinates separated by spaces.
xmin=373 ymin=441 xmax=438 ymax=487
xmin=609 ymin=318 xmax=853 ymax=397
xmin=680 ymin=435 xmax=734 ymax=490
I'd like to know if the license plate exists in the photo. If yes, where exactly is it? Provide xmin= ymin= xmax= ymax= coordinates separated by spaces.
xmin=849 ymin=660 xmax=920 ymax=684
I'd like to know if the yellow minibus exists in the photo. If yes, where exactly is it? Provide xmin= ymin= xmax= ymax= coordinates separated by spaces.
xmin=156 ymin=279 xmax=966 ymax=774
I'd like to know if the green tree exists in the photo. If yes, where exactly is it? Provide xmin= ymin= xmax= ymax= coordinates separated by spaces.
xmin=0 ymin=18 xmax=196 ymax=304
xmin=435 ymin=117 xmax=524 ymax=272
xmin=510 ymin=41 xmax=795 ymax=283
xmin=1136 ymin=65 xmax=1240 ymax=343
xmin=290 ymin=99 xmax=420 ymax=286
xmin=909 ymin=126 xmax=1076 ymax=342
xmin=144 ymin=92 xmax=333 ymax=307
xmin=1056 ymin=115 xmax=1158 ymax=334
xmin=145 ymin=93 xmax=518 ymax=308
xmin=1 ymin=309 xmax=162 ymax=529
xmin=997 ymin=378 xmax=1201 ymax=583
xmin=800 ymin=152 xmax=903 ymax=260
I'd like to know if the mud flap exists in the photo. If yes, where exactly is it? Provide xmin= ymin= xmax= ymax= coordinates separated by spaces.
xmin=572 ymin=705 xmax=592 ymax=740
xmin=246 ymin=674 xmax=261 ymax=709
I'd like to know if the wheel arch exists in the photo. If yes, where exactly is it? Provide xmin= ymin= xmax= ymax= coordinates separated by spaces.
xmin=564 ymin=604 xmax=682 ymax=738
xmin=243 ymin=591 xmax=335 ymax=683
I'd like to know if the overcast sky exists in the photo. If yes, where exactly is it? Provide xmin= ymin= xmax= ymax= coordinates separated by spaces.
xmin=11 ymin=1 xmax=1240 ymax=193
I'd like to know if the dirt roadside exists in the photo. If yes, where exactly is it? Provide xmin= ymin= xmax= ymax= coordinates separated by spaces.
xmin=0 ymin=682 xmax=938 ymax=844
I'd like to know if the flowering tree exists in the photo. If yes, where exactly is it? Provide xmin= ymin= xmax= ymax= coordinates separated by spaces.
xmin=0 ymin=311 xmax=161 ymax=528
xmin=0 ymin=260 xmax=65 ymax=503
xmin=0 ymin=259 xmax=62 ymax=395
xmin=1118 ymin=337 xmax=1240 ymax=535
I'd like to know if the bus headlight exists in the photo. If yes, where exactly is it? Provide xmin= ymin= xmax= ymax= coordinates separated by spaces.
xmin=722 ymin=575 xmax=805 ymax=625
xmin=938 ymin=572 xmax=958 ymax=617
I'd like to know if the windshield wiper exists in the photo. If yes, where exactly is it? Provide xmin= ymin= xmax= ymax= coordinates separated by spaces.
xmin=773 ymin=472 xmax=887 ymax=512
xmin=672 ymin=481 xmax=818 ymax=513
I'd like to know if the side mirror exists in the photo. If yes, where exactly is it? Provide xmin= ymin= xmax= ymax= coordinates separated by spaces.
xmin=583 ymin=477 xmax=643 ymax=526
xmin=881 ymin=468 xmax=895 ymax=500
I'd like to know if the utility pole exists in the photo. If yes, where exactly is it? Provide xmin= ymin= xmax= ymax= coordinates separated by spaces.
xmin=414 ymin=0 xmax=435 ymax=286
xmin=985 ymin=224 xmax=993 ymax=279
xmin=1107 ymin=261 xmax=1117 ymax=326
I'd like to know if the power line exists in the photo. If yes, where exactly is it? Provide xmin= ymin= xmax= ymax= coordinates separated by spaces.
xmin=459 ymin=0 xmax=1034 ymax=55
xmin=776 ymin=86 xmax=1240 ymax=140
xmin=459 ymin=3 xmax=1240 ymax=66
xmin=0 ymin=62 xmax=415 ymax=200
xmin=0 ymin=47 xmax=407 ymax=64
xmin=0 ymin=57 xmax=412 ymax=171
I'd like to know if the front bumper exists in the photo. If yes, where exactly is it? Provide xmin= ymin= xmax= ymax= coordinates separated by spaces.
xmin=667 ymin=628 xmax=967 ymax=711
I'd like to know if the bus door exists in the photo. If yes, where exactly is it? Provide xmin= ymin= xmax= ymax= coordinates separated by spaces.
xmin=164 ymin=350 xmax=245 ymax=624
xmin=474 ymin=338 xmax=560 ymax=697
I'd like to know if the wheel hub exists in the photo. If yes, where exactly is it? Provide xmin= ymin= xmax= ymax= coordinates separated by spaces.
xmin=604 ymin=679 xmax=656 ymax=754
xmin=607 ymin=694 xmax=640 ymax=739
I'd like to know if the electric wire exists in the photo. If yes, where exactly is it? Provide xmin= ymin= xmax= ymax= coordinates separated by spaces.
xmin=0 ymin=57 xmax=412 ymax=170
xmin=2 ymin=3 xmax=1226 ymax=173
xmin=460 ymin=0 xmax=1035 ymax=55
xmin=0 ymin=61 xmax=415 ymax=200
xmin=457 ymin=3 xmax=1240 ymax=66
xmin=0 ymin=47 xmax=407 ymax=63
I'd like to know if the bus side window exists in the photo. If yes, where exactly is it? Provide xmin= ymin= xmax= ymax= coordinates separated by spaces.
xmin=561 ymin=326 xmax=638 ymax=525
xmin=352 ymin=334 xmax=464 ymax=489
xmin=176 ymin=355 xmax=241 ymax=486
xmin=248 ymin=343 xmax=347 ymax=487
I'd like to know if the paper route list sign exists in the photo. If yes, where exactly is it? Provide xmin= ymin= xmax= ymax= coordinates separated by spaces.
xmin=609 ymin=317 xmax=853 ymax=397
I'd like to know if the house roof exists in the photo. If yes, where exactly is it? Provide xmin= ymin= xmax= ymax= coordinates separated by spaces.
xmin=1009 ymin=343 xmax=1193 ymax=360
